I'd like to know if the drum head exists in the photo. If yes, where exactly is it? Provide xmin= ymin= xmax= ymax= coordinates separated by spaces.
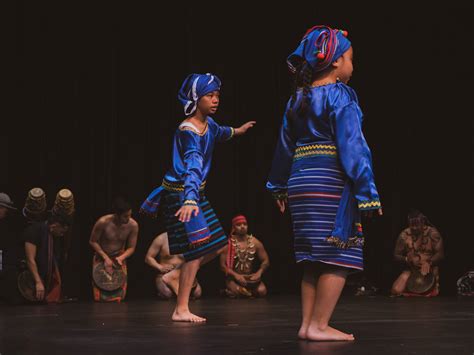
xmin=17 ymin=270 xmax=38 ymax=302
xmin=92 ymin=262 xmax=125 ymax=291
xmin=406 ymin=270 xmax=435 ymax=294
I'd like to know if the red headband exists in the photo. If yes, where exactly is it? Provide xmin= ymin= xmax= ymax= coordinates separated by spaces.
xmin=232 ymin=215 xmax=247 ymax=226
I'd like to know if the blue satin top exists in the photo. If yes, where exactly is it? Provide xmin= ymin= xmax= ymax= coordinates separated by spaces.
xmin=266 ymin=82 xmax=380 ymax=210
xmin=164 ymin=117 xmax=234 ymax=203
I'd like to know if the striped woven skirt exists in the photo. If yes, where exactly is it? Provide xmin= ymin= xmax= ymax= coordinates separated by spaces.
xmin=161 ymin=190 xmax=227 ymax=261
xmin=288 ymin=145 xmax=364 ymax=270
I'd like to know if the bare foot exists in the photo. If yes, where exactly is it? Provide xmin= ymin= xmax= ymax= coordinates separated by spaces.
xmin=172 ymin=309 xmax=207 ymax=323
xmin=306 ymin=324 xmax=355 ymax=341
xmin=298 ymin=326 xmax=308 ymax=340
xmin=162 ymin=269 xmax=180 ymax=295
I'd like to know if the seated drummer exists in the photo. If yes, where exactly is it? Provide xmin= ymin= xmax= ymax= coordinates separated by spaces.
xmin=145 ymin=232 xmax=202 ymax=300
xmin=391 ymin=209 xmax=444 ymax=297
xmin=219 ymin=215 xmax=270 ymax=298
xmin=89 ymin=197 xmax=139 ymax=302
xmin=23 ymin=214 xmax=72 ymax=303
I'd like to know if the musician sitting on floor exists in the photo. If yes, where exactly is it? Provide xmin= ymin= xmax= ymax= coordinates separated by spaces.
xmin=391 ymin=209 xmax=444 ymax=297
xmin=145 ymin=232 xmax=202 ymax=300
xmin=89 ymin=197 xmax=139 ymax=302
xmin=220 ymin=215 xmax=270 ymax=298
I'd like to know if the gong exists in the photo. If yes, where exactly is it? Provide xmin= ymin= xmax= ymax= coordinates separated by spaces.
xmin=17 ymin=270 xmax=38 ymax=302
xmin=406 ymin=270 xmax=435 ymax=294
xmin=92 ymin=262 xmax=126 ymax=291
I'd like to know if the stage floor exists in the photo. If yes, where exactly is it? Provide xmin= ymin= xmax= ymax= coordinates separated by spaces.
xmin=1 ymin=295 xmax=473 ymax=354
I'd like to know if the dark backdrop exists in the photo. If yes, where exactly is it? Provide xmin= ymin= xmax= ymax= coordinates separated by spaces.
xmin=3 ymin=1 xmax=473 ymax=299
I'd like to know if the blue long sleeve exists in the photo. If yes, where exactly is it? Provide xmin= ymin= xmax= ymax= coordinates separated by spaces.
xmin=179 ymin=130 xmax=204 ymax=203
xmin=215 ymin=123 xmax=235 ymax=142
xmin=266 ymin=107 xmax=296 ymax=199
xmin=331 ymin=101 xmax=381 ymax=210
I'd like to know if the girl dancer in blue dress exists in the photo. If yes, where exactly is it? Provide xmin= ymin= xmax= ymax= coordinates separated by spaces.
xmin=267 ymin=26 xmax=382 ymax=341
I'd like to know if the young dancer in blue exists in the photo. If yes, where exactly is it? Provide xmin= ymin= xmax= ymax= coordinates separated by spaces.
xmin=267 ymin=26 xmax=382 ymax=341
xmin=142 ymin=73 xmax=255 ymax=322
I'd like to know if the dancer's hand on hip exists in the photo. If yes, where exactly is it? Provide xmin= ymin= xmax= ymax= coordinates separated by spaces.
xmin=175 ymin=205 xmax=199 ymax=223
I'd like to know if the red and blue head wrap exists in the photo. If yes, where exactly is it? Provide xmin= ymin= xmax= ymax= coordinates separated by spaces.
xmin=178 ymin=73 xmax=221 ymax=116
xmin=287 ymin=25 xmax=351 ymax=73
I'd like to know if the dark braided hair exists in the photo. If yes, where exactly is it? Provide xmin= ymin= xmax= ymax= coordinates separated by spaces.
xmin=287 ymin=61 xmax=314 ymax=126
xmin=299 ymin=63 xmax=314 ymax=116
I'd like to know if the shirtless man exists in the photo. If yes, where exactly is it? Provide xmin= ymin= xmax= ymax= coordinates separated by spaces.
xmin=89 ymin=197 xmax=139 ymax=302
xmin=220 ymin=215 xmax=270 ymax=298
xmin=145 ymin=232 xmax=201 ymax=299
xmin=391 ymin=210 xmax=444 ymax=297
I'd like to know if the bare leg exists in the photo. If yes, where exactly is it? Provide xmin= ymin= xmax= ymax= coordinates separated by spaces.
xmin=306 ymin=267 xmax=355 ymax=341
xmin=171 ymin=247 xmax=224 ymax=322
xmin=298 ymin=264 xmax=318 ymax=340
xmin=255 ymin=282 xmax=267 ymax=297
xmin=162 ymin=269 xmax=181 ymax=296
xmin=172 ymin=258 xmax=205 ymax=322
xmin=191 ymin=282 xmax=202 ymax=299
xmin=391 ymin=271 xmax=411 ymax=296
xmin=156 ymin=276 xmax=174 ymax=300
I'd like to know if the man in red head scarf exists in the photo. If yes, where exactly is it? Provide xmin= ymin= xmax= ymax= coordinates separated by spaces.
xmin=219 ymin=215 xmax=270 ymax=298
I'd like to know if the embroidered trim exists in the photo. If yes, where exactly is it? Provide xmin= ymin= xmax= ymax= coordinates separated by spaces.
xmin=179 ymin=121 xmax=209 ymax=136
xmin=294 ymin=144 xmax=337 ymax=161
xmin=226 ymin=127 xmax=235 ymax=140
xmin=358 ymin=199 xmax=381 ymax=210
xmin=326 ymin=235 xmax=365 ymax=249
xmin=162 ymin=179 xmax=206 ymax=192
xmin=183 ymin=200 xmax=198 ymax=206
xmin=272 ymin=191 xmax=288 ymax=200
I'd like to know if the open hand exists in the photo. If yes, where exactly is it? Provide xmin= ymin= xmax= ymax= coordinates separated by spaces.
xmin=175 ymin=205 xmax=199 ymax=223
xmin=235 ymin=121 xmax=256 ymax=136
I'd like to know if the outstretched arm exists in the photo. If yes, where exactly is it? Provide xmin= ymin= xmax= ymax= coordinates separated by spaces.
xmin=234 ymin=121 xmax=256 ymax=136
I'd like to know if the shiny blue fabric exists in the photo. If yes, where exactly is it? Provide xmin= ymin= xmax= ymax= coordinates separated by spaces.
xmin=266 ymin=82 xmax=381 ymax=247
xmin=140 ymin=117 xmax=233 ymax=215
xmin=178 ymin=73 xmax=221 ymax=116
xmin=167 ymin=117 xmax=233 ymax=201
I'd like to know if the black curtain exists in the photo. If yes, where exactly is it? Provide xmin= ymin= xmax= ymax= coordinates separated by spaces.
xmin=3 ymin=1 xmax=473 ymax=299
